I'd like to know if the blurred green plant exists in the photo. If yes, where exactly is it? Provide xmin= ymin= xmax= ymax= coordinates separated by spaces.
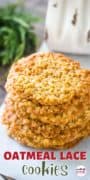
xmin=0 ymin=2 xmax=39 ymax=66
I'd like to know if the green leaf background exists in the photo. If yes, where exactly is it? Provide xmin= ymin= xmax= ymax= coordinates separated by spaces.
xmin=0 ymin=2 xmax=39 ymax=66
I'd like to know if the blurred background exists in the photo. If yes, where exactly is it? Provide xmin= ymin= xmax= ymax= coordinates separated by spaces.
xmin=0 ymin=0 xmax=48 ymax=42
xmin=0 ymin=0 xmax=48 ymax=105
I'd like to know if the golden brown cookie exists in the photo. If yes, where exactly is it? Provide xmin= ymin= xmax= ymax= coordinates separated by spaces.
xmin=6 ymin=93 xmax=90 ymax=126
xmin=2 ymin=103 xmax=90 ymax=149
xmin=2 ymin=52 xmax=90 ymax=149
xmin=4 ymin=95 xmax=90 ymax=138
xmin=6 ymin=52 xmax=90 ymax=106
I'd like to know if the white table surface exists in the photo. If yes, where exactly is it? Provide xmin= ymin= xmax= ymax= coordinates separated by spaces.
xmin=0 ymin=43 xmax=90 ymax=180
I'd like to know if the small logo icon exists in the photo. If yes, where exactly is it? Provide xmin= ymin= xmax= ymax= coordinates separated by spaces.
xmin=76 ymin=165 xmax=86 ymax=177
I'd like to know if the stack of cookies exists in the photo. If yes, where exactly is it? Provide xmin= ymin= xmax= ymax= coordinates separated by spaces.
xmin=2 ymin=52 xmax=90 ymax=149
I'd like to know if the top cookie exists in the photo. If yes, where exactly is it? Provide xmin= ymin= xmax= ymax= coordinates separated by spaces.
xmin=6 ymin=52 xmax=90 ymax=105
